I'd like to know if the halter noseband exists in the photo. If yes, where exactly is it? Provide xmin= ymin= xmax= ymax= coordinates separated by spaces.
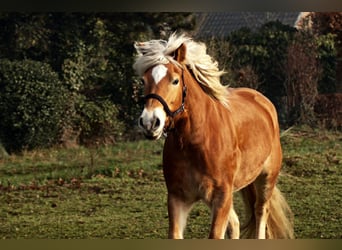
xmin=143 ymin=69 xmax=187 ymax=119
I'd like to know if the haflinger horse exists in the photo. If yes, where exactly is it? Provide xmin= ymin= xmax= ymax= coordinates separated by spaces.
xmin=134 ymin=33 xmax=294 ymax=239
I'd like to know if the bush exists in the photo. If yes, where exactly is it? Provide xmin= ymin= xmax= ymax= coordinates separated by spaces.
xmin=206 ymin=22 xmax=338 ymax=127
xmin=73 ymin=96 xmax=125 ymax=146
xmin=316 ymin=33 xmax=338 ymax=93
xmin=0 ymin=59 xmax=69 ymax=152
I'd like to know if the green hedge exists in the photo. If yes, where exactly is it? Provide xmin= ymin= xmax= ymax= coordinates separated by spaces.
xmin=0 ymin=59 xmax=69 ymax=152
xmin=205 ymin=21 xmax=338 ymax=127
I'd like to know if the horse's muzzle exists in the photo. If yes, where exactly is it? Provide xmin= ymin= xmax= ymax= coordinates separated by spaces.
xmin=138 ymin=107 xmax=166 ymax=140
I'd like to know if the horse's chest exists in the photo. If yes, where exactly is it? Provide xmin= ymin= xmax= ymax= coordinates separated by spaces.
xmin=163 ymin=136 xmax=228 ymax=202
xmin=163 ymin=158 xmax=216 ymax=203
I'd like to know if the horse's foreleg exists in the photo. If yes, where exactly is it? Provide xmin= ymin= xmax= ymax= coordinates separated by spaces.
xmin=227 ymin=206 xmax=240 ymax=239
xmin=167 ymin=194 xmax=193 ymax=239
xmin=209 ymin=189 xmax=233 ymax=239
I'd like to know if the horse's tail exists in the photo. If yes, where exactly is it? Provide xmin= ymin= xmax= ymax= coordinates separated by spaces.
xmin=240 ymin=185 xmax=294 ymax=239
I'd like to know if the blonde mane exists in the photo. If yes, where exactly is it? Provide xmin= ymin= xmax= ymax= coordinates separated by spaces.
xmin=133 ymin=33 xmax=229 ymax=107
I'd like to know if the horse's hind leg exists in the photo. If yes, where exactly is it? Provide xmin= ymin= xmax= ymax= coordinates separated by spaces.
xmin=254 ymin=159 xmax=280 ymax=239
xmin=167 ymin=194 xmax=194 ymax=239
xmin=253 ymin=140 xmax=283 ymax=239
xmin=254 ymin=177 xmax=271 ymax=239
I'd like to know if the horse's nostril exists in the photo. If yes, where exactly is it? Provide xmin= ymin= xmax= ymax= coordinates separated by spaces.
xmin=154 ymin=118 xmax=160 ymax=128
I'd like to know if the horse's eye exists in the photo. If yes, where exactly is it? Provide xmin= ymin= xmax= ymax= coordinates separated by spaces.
xmin=140 ymin=79 xmax=145 ymax=85
xmin=172 ymin=79 xmax=179 ymax=85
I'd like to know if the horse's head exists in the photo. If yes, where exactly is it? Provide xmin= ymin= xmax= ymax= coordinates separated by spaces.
xmin=137 ymin=43 xmax=187 ymax=140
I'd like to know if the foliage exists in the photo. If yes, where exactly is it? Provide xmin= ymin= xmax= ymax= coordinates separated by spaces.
xmin=315 ymin=33 xmax=338 ymax=93
xmin=0 ymin=59 xmax=69 ymax=152
xmin=314 ymin=93 xmax=342 ymax=130
xmin=204 ymin=22 xmax=297 ymax=125
xmin=204 ymin=21 xmax=339 ymax=127
xmin=204 ymin=37 xmax=236 ymax=87
xmin=227 ymin=22 xmax=297 ymax=103
xmin=284 ymin=32 xmax=320 ymax=126
xmin=0 ymin=13 xmax=196 ymax=150
xmin=309 ymin=12 xmax=342 ymax=44
xmin=293 ymin=12 xmax=341 ymax=94
xmin=0 ymin=13 xmax=339 ymax=151
xmin=74 ymin=97 xmax=125 ymax=145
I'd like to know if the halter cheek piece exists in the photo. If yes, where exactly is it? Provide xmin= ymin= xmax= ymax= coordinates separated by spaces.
xmin=144 ymin=84 xmax=187 ymax=118
xmin=143 ymin=69 xmax=187 ymax=131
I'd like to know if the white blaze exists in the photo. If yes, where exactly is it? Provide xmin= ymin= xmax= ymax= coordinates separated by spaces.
xmin=151 ymin=64 xmax=167 ymax=85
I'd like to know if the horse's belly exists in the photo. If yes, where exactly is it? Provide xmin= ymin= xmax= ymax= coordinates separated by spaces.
xmin=232 ymin=145 xmax=273 ymax=191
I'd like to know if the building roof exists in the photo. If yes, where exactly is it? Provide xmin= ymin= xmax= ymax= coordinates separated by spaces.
xmin=194 ymin=12 xmax=302 ymax=38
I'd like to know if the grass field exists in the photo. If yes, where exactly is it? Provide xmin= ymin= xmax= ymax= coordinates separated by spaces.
xmin=0 ymin=127 xmax=341 ymax=239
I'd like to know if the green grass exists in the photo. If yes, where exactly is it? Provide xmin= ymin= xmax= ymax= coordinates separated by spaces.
xmin=279 ymin=127 xmax=341 ymax=239
xmin=0 ymin=127 xmax=341 ymax=239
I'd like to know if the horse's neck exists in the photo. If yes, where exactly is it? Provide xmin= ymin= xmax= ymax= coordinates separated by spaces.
xmin=173 ymin=74 xmax=217 ymax=141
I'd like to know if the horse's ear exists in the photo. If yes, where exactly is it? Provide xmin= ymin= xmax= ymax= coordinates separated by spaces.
xmin=173 ymin=43 xmax=186 ymax=63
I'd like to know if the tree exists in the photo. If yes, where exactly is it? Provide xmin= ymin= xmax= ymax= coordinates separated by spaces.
xmin=284 ymin=32 xmax=320 ymax=126
xmin=309 ymin=12 xmax=341 ymax=93
xmin=227 ymin=21 xmax=297 ymax=117
xmin=0 ymin=13 xmax=196 ymax=150
xmin=206 ymin=20 xmax=337 ymax=127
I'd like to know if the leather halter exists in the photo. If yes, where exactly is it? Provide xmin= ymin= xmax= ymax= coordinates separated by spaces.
xmin=144 ymin=69 xmax=187 ymax=119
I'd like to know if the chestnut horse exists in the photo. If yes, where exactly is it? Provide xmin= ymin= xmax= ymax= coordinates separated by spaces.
xmin=134 ymin=33 xmax=294 ymax=239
